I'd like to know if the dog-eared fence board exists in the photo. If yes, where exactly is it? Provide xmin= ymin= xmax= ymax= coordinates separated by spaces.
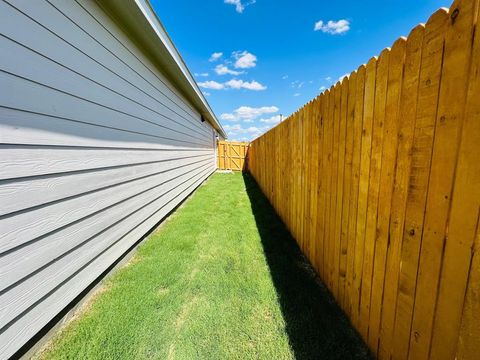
xmin=346 ymin=67 xmax=364 ymax=323
xmin=402 ymin=8 xmax=450 ymax=360
xmin=367 ymin=36 xmax=406 ymax=351
xmin=378 ymin=24 xmax=424 ymax=359
xmin=248 ymin=0 xmax=480 ymax=358
xmin=427 ymin=0 xmax=479 ymax=358
xmin=453 ymin=3 xmax=480 ymax=357
xmin=0 ymin=0 xmax=218 ymax=358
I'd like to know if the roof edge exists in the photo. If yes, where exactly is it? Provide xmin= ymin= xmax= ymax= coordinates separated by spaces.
xmin=97 ymin=0 xmax=226 ymax=138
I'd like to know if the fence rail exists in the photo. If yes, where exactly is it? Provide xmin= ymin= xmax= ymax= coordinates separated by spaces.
xmin=217 ymin=141 xmax=249 ymax=171
xmin=248 ymin=0 xmax=480 ymax=358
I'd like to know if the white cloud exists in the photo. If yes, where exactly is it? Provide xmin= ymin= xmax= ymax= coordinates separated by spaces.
xmin=319 ymin=86 xmax=326 ymax=91
xmin=223 ymin=124 xmax=264 ymax=134
xmin=209 ymin=52 xmax=223 ymax=62
xmin=198 ymin=79 xmax=266 ymax=91
xmin=225 ymin=79 xmax=266 ymax=90
xmin=224 ymin=0 xmax=255 ymax=13
xmin=220 ymin=106 xmax=279 ymax=121
xmin=260 ymin=115 xmax=282 ymax=124
xmin=291 ymin=80 xmax=305 ymax=89
xmin=233 ymin=106 xmax=278 ymax=120
xmin=202 ymin=91 xmax=211 ymax=97
xmin=314 ymin=19 xmax=350 ymax=35
xmin=293 ymin=93 xmax=301 ymax=97
xmin=215 ymin=64 xmax=244 ymax=76
xmin=224 ymin=124 xmax=238 ymax=132
xmin=198 ymin=80 xmax=225 ymax=90
xmin=325 ymin=76 xmax=333 ymax=82
xmin=194 ymin=72 xmax=209 ymax=77
xmin=282 ymin=75 xmax=289 ymax=80
xmin=233 ymin=51 xmax=257 ymax=69
xmin=220 ymin=113 xmax=237 ymax=121
xmin=223 ymin=123 xmax=271 ymax=141
xmin=338 ymin=73 xmax=350 ymax=82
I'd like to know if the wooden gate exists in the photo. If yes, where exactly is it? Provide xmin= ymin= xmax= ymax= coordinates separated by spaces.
xmin=217 ymin=141 xmax=249 ymax=171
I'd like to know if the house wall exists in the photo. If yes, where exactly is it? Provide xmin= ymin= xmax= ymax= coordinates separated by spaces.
xmin=0 ymin=0 xmax=216 ymax=357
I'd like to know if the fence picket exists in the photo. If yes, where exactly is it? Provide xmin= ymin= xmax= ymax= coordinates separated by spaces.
xmin=217 ymin=141 xmax=249 ymax=171
xmin=368 ymin=37 xmax=406 ymax=353
xmin=340 ymin=73 xmax=356 ymax=311
xmin=360 ymin=48 xmax=390 ymax=339
xmin=346 ymin=65 xmax=366 ymax=321
xmin=247 ymin=1 xmax=479 ymax=357
xmin=454 ymin=5 xmax=480 ymax=358
xmin=427 ymin=0 xmax=478 ymax=358
xmin=378 ymin=24 xmax=425 ymax=359
xmin=335 ymin=77 xmax=349 ymax=305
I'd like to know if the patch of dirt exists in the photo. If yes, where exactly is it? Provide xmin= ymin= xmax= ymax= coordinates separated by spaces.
xmin=32 ymin=283 xmax=112 ymax=359
xmin=73 ymin=283 xmax=111 ymax=320
xmin=175 ymin=296 xmax=199 ymax=330
xmin=167 ymin=342 xmax=176 ymax=360
xmin=123 ymin=254 xmax=140 ymax=268
xmin=189 ymin=267 xmax=199 ymax=280
xmin=166 ymin=295 xmax=201 ymax=360
xmin=157 ymin=287 xmax=170 ymax=296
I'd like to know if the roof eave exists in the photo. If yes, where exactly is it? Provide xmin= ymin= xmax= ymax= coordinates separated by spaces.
xmin=97 ymin=0 xmax=227 ymax=139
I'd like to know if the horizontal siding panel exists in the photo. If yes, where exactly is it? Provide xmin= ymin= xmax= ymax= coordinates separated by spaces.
xmin=68 ymin=0 xmax=205 ymax=128
xmin=0 ymin=107 xmax=211 ymax=150
xmin=0 ymin=167 xmax=213 ymax=359
xmin=2 ymin=0 xmax=208 ymax=136
xmin=0 ymin=157 xmax=213 ymax=254
xmin=0 ymin=163 xmax=213 ymax=325
xmin=0 ymin=33 xmax=208 ymax=143
xmin=0 ymin=145 xmax=213 ymax=180
xmin=0 ymin=152 xmax=212 ymax=217
xmin=0 ymin=0 xmax=218 ymax=357
xmin=0 ymin=61 xmax=209 ymax=146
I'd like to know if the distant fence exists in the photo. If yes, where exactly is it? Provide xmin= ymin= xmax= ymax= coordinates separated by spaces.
xmin=248 ymin=0 xmax=480 ymax=358
xmin=217 ymin=141 xmax=249 ymax=171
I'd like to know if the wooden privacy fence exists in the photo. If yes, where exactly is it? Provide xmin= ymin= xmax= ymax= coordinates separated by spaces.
xmin=217 ymin=141 xmax=249 ymax=171
xmin=248 ymin=0 xmax=480 ymax=358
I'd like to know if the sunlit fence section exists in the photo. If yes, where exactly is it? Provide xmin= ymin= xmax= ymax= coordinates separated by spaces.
xmin=217 ymin=141 xmax=249 ymax=171
xmin=248 ymin=0 xmax=480 ymax=358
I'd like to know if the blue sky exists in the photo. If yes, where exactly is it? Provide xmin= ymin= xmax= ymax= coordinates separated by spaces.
xmin=150 ymin=0 xmax=450 ymax=141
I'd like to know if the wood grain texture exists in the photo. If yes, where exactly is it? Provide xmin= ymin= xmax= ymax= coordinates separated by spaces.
xmin=360 ymin=48 xmax=389 ymax=340
xmin=248 ymin=0 xmax=479 ymax=357
xmin=429 ymin=1 xmax=479 ymax=358
xmin=368 ymin=38 xmax=405 ymax=353
xmin=378 ymin=25 xmax=424 ymax=360
xmin=217 ymin=141 xmax=249 ymax=171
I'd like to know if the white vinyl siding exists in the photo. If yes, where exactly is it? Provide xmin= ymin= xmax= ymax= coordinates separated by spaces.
xmin=0 ymin=0 xmax=216 ymax=357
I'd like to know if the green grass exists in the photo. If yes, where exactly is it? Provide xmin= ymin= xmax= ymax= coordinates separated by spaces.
xmin=39 ymin=173 xmax=371 ymax=360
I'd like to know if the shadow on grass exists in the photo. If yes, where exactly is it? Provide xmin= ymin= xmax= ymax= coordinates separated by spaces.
xmin=242 ymin=173 xmax=372 ymax=360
